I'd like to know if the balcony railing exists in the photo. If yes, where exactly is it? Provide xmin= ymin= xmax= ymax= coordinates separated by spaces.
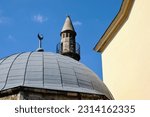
xmin=56 ymin=42 xmax=80 ymax=56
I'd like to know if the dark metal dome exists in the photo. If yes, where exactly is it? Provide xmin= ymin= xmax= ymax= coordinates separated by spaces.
xmin=0 ymin=52 xmax=113 ymax=99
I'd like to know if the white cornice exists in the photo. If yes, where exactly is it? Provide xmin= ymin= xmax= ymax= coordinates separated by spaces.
xmin=94 ymin=0 xmax=135 ymax=53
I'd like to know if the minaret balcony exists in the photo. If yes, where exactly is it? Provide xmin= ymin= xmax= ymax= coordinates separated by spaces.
xmin=56 ymin=42 xmax=80 ymax=55
xmin=56 ymin=42 xmax=80 ymax=61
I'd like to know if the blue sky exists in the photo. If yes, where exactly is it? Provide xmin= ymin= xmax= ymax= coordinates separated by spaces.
xmin=0 ymin=0 xmax=122 ymax=79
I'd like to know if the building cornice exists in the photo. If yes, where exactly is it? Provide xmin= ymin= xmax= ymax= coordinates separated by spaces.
xmin=0 ymin=86 xmax=110 ymax=100
xmin=94 ymin=0 xmax=135 ymax=52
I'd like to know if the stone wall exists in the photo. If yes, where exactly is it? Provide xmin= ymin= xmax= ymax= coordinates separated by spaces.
xmin=0 ymin=87 xmax=106 ymax=100
xmin=0 ymin=94 xmax=19 ymax=100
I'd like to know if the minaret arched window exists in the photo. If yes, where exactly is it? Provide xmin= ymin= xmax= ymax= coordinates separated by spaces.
xmin=66 ymin=33 xmax=68 ymax=37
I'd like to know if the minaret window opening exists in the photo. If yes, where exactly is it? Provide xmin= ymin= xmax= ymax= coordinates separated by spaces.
xmin=66 ymin=33 xmax=68 ymax=37
xmin=62 ymin=33 xmax=65 ymax=38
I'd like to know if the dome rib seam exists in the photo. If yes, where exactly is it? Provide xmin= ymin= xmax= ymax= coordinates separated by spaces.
xmin=1 ymin=53 xmax=23 ymax=90
xmin=0 ymin=55 xmax=14 ymax=91
xmin=23 ymin=52 xmax=33 ymax=86
xmin=0 ymin=56 xmax=9 ymax=65
xmin=56 ymin=57 xmax=63 ymax=87
xmin=73 ymin=67 xmax=80 ymax=88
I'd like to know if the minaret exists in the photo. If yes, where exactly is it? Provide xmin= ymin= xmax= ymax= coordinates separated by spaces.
xmin=56 ymin=16 xmax=80 ymax=61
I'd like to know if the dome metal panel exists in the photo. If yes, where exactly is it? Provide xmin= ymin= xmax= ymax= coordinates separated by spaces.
xmin=0 ymin=52 xmax=113 ymax=99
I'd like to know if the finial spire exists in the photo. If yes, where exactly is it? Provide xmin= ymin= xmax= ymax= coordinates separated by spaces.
xmin=36 ymin=33 xmax=44 ymax=52
xmin=61 ymin=16 xmax=76 ymax=35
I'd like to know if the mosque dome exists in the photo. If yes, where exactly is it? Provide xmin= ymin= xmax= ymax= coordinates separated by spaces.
xmin=0 ymin=52 xmax=113 ymax=99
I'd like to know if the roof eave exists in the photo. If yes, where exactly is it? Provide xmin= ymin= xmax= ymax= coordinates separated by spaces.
xmin=0 ymin=86 xmax=112 ymax=100
xmin=94 ymin=0 xmax=135 ymax=53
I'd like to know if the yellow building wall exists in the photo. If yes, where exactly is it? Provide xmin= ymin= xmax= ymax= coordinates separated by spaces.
xmin=103 ymin=0 xmax=150 ymax=99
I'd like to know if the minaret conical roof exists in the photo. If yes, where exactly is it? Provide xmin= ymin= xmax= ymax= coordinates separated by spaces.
xmin=61 ymin=16 xmax=75 ymax=33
